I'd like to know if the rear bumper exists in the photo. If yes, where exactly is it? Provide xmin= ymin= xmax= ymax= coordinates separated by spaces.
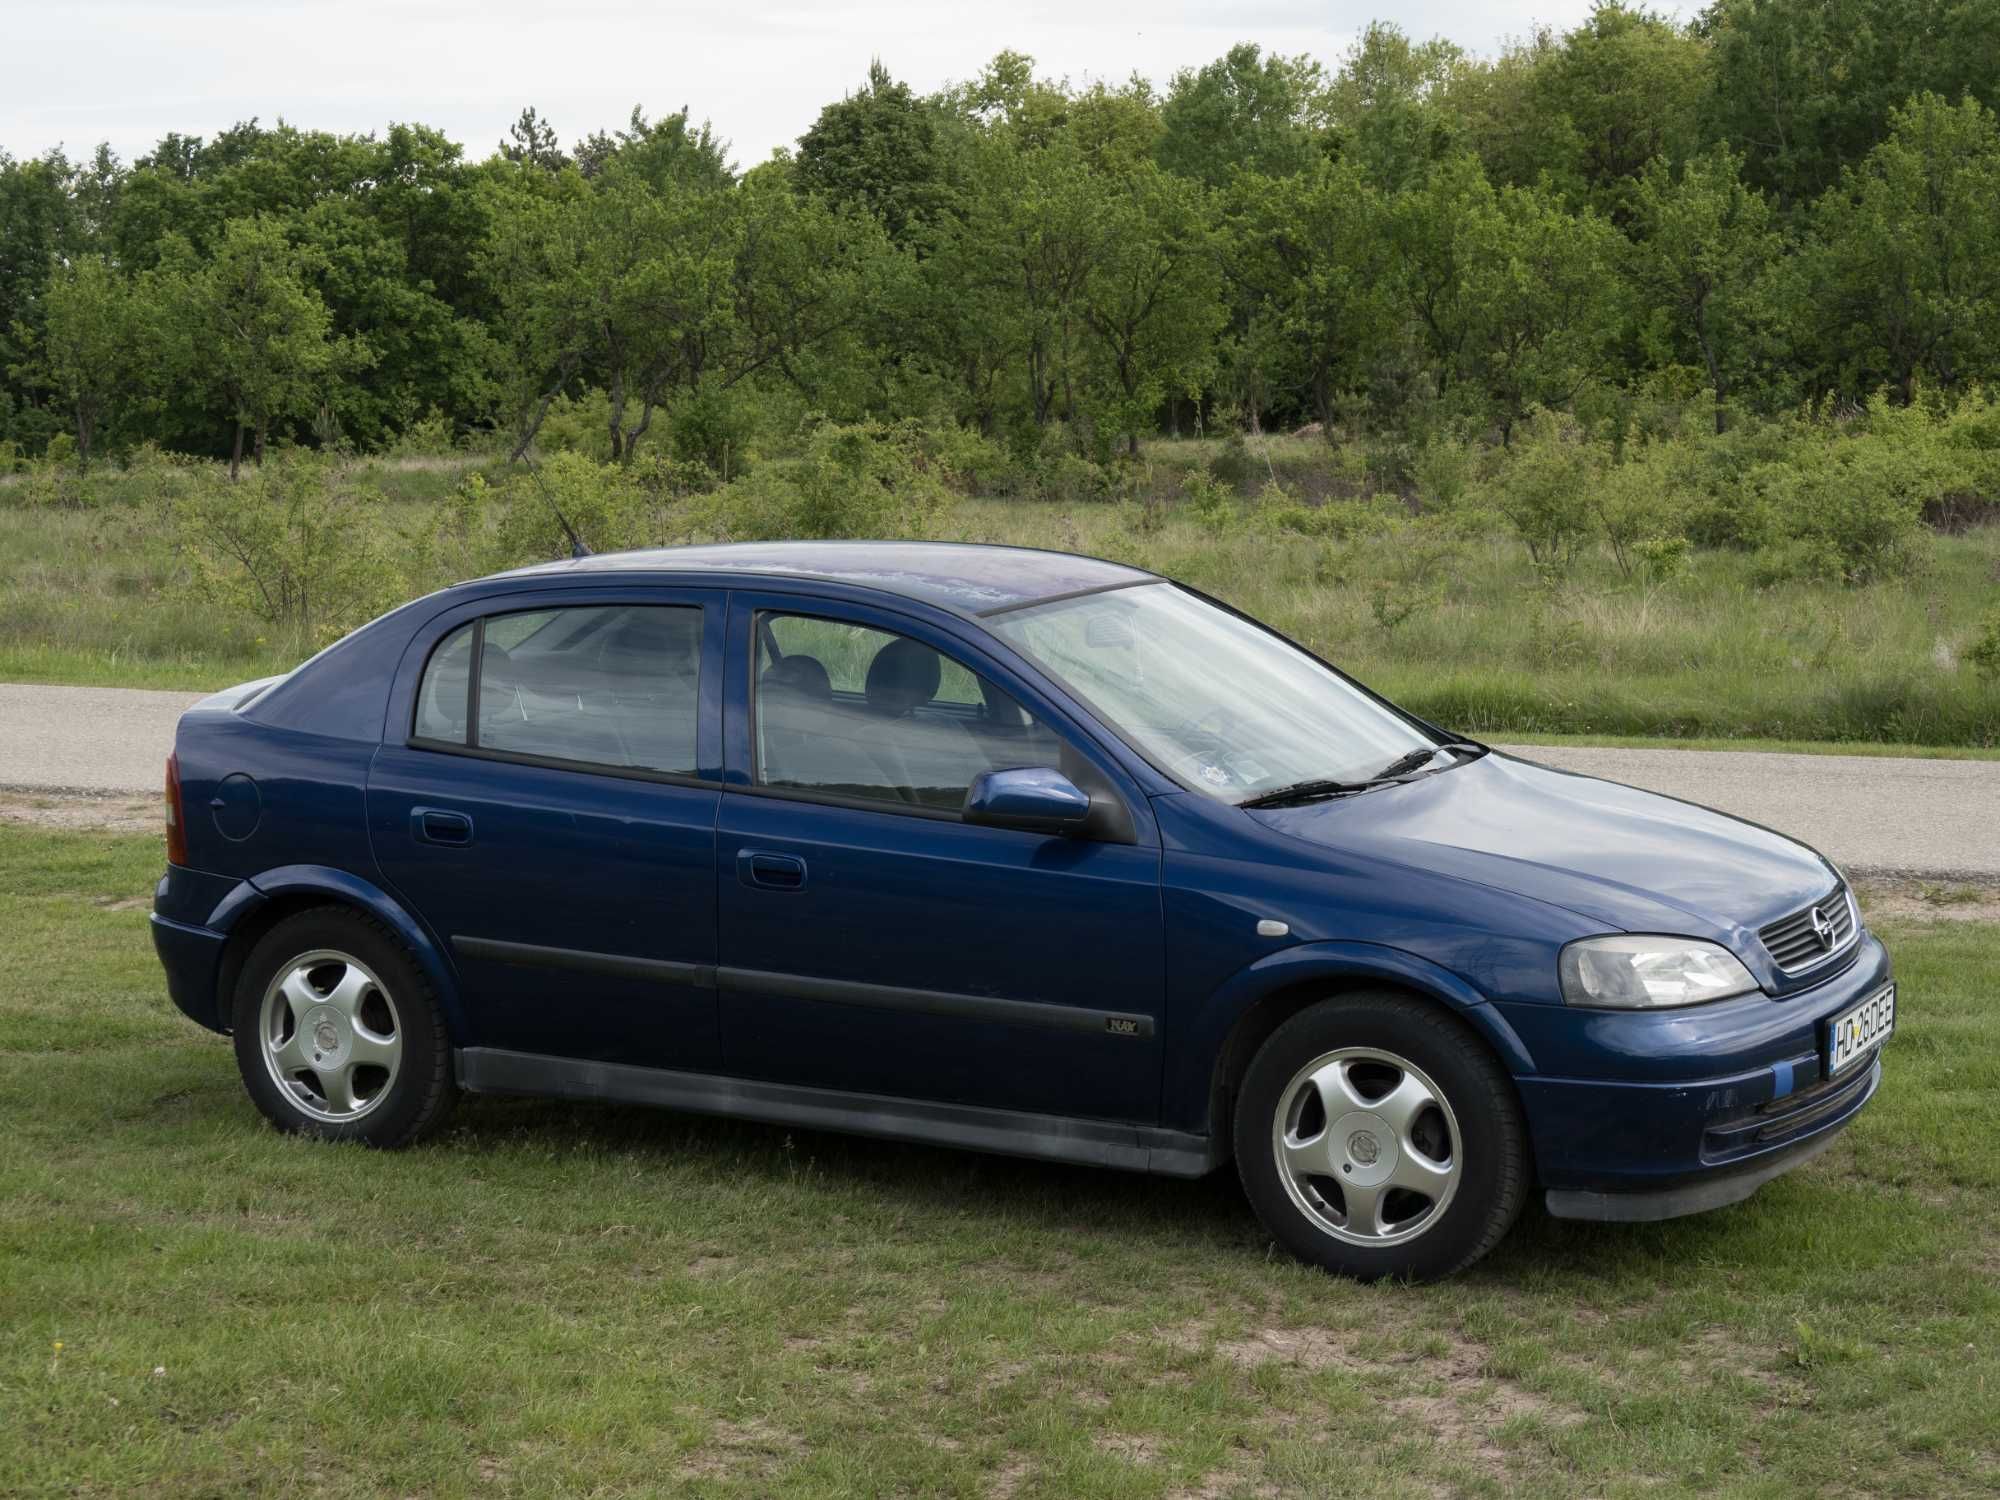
xmin=151 ymin=912 xmax=230 ymax=1032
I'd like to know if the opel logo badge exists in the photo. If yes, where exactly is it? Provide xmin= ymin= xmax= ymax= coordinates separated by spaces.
xmin=1810 ymin=906 xmax=1835 ymax=950
xmin=1347 ymin=1130 xmax=1381 ymax=1166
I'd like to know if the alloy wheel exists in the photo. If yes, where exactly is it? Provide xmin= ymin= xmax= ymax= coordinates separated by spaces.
xmin=1269 ymin=1046 xmax=1462 ymax=1246
xmin=258 ymin=949 xmax=402 ymax=1123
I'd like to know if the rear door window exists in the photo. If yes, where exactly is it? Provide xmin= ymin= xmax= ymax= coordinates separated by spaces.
xmin=415 ymin=605 xmax=702 ymax=776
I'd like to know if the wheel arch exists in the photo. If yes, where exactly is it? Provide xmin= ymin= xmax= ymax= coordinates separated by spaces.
xmin=209 ymin=866 xmax=465 ymax=1039
xmin=1194 ymin=942 xmax=1536 ymax=1165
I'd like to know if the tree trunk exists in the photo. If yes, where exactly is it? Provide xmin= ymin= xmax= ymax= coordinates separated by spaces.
xmin=510 ymin=361 xmax=577 ymax=461
xmin=230 ymin=421 xmax=245 ymax=481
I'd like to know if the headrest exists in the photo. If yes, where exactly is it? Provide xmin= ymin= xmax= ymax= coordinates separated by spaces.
xmin=763 ymin=653 xmax=832 ymax=701
xmin=864 ymin=637 xmax=941 ymax=715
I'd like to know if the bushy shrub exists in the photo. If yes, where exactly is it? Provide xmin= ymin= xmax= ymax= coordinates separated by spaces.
xmin=1592 ymin=441 xmax=1692 ymax=578
xmin=165 ymin=454 xmax=401 ymax=650
xmin=1208 ymin=430 xmax=1256 ymax=493
xmin=1480 ymin=409 xmax=1599 ymax=573
xmin=1969 ymin=609 xmax=2000 ymax=685
xmin=1748 ymin=396 xmax=1957 ymax=584
xmin=666 ymin=384 xmax=757 ymax=476
xmin=699 ymin=419 xmax=955 ymax=541
xmin=1181 ymin=468 xmax=1239 ymax=534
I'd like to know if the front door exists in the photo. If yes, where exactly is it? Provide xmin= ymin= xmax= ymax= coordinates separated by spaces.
xmin=369 ymin=590 xmax=726 ymax=1070
xmin=714 ymin=596 xmax=1165 ymax=1123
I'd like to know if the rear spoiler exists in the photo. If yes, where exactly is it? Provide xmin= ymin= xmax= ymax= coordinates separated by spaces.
xmin=189 ymin=675 xmax=288 ymax=715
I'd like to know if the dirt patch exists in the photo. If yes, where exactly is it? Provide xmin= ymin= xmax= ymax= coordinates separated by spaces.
xmin=985 ymin=1456 xmax=1033 ymax=1499
xmin=1095 ymin=1432 xmax=1161 ymax=1464
xmin=676 ymin=1416 xmax=804 ymax=1481
xmin=1161 ymin=1319 xmax=1406 ymax=1377
xmin=1161 ymin=1316 xmax=1586 ymax=1484
xmin=1856 ymin=879 xmax=2000 ymax=925
xmin=0 ymin=791 xmax=159 ymax=834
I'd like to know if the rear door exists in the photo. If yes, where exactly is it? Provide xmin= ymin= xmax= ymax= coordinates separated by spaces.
xmin=714 ymin=592 xmax=1166 ymax=1124
xmin=368 ymin=587 xmax=726 ymax=1070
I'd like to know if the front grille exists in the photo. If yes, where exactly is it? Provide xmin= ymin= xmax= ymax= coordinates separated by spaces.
xmin=1758 ymin=885 xmax=1857 ymax=975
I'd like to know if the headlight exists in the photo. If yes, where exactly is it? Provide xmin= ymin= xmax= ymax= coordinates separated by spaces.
xmin=1559 ymin=936 xmax=1759 ymax=1009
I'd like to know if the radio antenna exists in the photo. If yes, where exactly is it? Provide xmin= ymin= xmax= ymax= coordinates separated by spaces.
xmin=515 ymin=447 xmax=591 ymax=559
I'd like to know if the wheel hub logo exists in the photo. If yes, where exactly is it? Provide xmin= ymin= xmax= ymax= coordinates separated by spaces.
xmin=1347 ymin=1130 xmax=1381 ymax=1166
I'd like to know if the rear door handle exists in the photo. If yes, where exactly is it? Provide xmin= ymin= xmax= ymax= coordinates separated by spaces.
xmin=738 ymin=849 xmax=807 ymax=891
xmin=412 ymin=807 xmax=474 ymax=847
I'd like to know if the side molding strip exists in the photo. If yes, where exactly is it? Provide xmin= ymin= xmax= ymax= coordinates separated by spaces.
xmin=718 ymin=965 xmax=1156 ymax=1039
xmin=453 ymin=935 xmax=715 ymax=988
xmin=457 ymin=1047 xmax=1217 ymax=1177
xmin=448 ymin=937 xmax=1156 ymax=1040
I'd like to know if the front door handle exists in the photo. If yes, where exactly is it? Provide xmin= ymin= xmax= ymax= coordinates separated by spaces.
xmin=738 ymin=849 xmax=807 ymax=891
xmin=412 ymin=807 xmax=474 ymax=847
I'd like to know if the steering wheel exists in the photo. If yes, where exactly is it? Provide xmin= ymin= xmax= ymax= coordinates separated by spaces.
xmin=1169 ymin=703 xmax=1237 ymax=748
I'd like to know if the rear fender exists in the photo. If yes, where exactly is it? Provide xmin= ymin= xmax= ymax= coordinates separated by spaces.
xmin=218 ymin=865 xmax=466 ymax=1038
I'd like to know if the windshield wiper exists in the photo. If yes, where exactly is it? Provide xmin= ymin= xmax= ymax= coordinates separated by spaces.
xmin=1372 ymin=746 xmax=1445 ymax=781
xmin=1236 ymin=778 xmax=1374 ymax=809
xmin=1239 ymin=742 xmax=1487 ymax=809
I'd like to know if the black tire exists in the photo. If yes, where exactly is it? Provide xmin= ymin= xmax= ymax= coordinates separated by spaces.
xmin=231 ymin=906 xmax=456 ymax=1148
xmin=1233 ymin=991 xmax=1527 ymax=1282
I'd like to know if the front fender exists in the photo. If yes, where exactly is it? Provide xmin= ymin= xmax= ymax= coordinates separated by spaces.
xmin=228 ymin=864 xmax=467 ymax=1039
xmin=1167 ymin=939 xmax=1538 ymax=1134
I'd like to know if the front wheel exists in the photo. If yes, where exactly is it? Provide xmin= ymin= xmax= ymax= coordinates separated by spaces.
xmin=1234 ymin=993 xmax=1528 ymax=1282
xmin=231 ymin=907 xmax=456 ymax=1148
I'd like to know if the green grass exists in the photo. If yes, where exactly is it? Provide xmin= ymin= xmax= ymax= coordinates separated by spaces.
xmin=4 ymin=823 xmax=1998 ymax=1497
xmin=1489 ymin=732 xmax=2000 ymax=761
xmin=4 ymin=448 xmax=1999 ymax=747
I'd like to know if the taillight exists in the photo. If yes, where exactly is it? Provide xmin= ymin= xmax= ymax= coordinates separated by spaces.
xmin=164 ymin=753 xmax=188 ymax=866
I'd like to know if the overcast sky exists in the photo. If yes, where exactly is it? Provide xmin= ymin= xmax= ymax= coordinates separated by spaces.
xmin=4 ymin=0 xmax=1658 ymax=170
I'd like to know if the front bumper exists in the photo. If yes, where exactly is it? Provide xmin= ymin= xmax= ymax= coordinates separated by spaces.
xmin=1543 ymin=1056 xmax=1880 ymax=1220
xmin=1501 ymin=932 xmax=1892 ymax=1218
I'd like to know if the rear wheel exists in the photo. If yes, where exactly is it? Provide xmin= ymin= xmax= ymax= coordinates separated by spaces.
xmin=1234 ymin=992 xmax=1527 ymax=1281
xmin=231 ymin=908 xmax=455 ymax=1148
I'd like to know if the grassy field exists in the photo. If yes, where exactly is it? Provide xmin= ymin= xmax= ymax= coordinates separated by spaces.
xmin=3 ymin=822 xmax=1997 ymax=1498
xmin=2 ymin=444 xmax=1998 ymax=747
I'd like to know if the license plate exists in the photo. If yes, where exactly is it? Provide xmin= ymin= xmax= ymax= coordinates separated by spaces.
xmin=1827 ymin=985 xmax=1895 ymax=1076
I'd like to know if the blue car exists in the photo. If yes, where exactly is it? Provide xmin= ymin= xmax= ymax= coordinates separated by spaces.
xmin=152 ymin=542 xmax=1893 ymax=1280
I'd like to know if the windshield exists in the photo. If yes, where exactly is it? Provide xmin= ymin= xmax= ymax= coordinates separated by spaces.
xmin=987 ymin=583 xmax=1439 ymax=802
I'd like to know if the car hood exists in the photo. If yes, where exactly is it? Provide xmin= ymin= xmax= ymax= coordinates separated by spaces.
xmin=1249 ymin=750 xmax=1838 ymax=940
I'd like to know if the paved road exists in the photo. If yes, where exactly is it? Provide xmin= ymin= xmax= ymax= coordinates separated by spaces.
xmin=1 ymin=681 xmax=1995 ymax=882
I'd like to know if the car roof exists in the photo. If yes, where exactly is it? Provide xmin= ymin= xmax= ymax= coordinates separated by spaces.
xmin=491 ymin=541 xmax=1158 ymax=617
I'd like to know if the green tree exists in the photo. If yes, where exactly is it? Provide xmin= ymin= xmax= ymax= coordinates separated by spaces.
xmin=1391 ymin=157 xmax=1622 ymax=439
xmin=181 ymin=216 xmax=364 ymax=476
xmin=1628 ymin=145 xmax=1786 ymax=430
xmin=1323 ymin=23 xmax=1464 ymax=191
xmin=1532 ymin=4 xmax=1707 ymax=216
xmin=500 ymin=107 xmax=565 ymax=171
xmin=24 ymin=255 xmax=144 ymax=462
xmin=1804 ymin=92 xmax=2000 ymax=402
xmin=1234 ymin=159 xmax=1395 ymax=429
xmin=795 ymin=61 xmax=942 ymax=244
xmin=1700 ymin=0 xmax=2000 ymax=208
xmin=1077 ymin=163 xmax=1224 ymax=453
xmin=1157 ymin=44 xmax=1326 ymax=188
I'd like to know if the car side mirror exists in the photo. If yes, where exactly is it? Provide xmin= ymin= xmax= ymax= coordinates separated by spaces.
xmin=963 ymin=767 xmax=1093 ymax=835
